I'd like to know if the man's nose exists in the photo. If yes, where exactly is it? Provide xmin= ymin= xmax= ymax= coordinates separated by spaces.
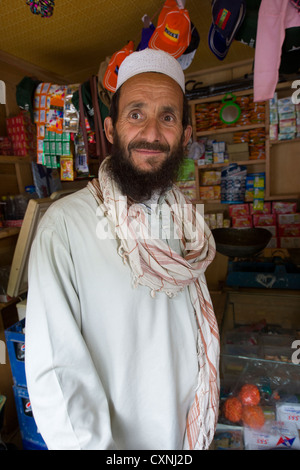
xmin=139 ymin=117 xmax=162 ymax=142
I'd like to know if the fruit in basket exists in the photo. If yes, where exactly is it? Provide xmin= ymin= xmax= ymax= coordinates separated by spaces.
xmin=238 ymin=384 xmax=260 ymax=406
xmin=223 ymin=397 xmax=243 ymax=423
xmin=242 ymin=405 xmax=265 ymax=429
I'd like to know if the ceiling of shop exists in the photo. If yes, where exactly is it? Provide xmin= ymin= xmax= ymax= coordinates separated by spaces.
xmin=0 ymin=0 xmax=255 ymax=84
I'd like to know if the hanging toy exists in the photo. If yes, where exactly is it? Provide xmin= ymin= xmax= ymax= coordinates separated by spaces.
xmin=26 ymin=0 xmax=55 ymax=18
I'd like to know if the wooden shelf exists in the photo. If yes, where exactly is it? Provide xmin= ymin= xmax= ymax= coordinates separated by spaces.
xmin=265 ymin=194 xmax=299 ymax=201
xmin=0 ymin=227 xmax=20 ymax=240
xmin=0 ymin=155 xmax=31 ymax=164
xmin=270 ymin=138 xmax=300 ymax=146
xmin=197 ymin=159 xmax=266 ymax=170
xmin=196 ymin=123 xmax=265 ymax=137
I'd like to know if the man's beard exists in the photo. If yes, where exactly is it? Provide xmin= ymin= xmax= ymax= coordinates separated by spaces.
xmin=106 ymin=132 xmax=185 ymax=202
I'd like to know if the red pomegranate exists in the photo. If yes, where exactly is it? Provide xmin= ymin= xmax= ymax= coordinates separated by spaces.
xmin=223 ymin=397 xmax=243 ymax=423
xmin=238 ymin=384 xmax=260 ymax=406
xmin=242 ymin=405 xmax=265 ymax=429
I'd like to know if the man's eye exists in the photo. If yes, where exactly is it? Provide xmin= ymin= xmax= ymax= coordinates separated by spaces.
xmin=129 ymin=112 xmax=142 ymax=120
xmin=163 ymin=114 xmax=175 ymax=122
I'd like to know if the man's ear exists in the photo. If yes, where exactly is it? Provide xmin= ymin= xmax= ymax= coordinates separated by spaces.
xmin=104 ymin=116 xmax=114 ymax=144
xmin=183 ymin=124 xmax=193 ymax=147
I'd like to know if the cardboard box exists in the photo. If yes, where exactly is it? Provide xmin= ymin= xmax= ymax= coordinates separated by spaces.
xmin=278 ymin=224 xmax=300 ymax=237
xmin=277 ymin=213 xmax=300 ymax=225
xmin=279 ymin=237 xmax=300 ymax=248
xmin=232 ymin=215 xmax=252 ymax=228
xmin=229 ymin=203 xmax=249 ymax=217
xmin=249 ymin=202 xmax=271 ymax=214
xmin=253 ymin=213 xmax=276 ymax=226
xmin=272 ymin=202 xmax=297 ymax=214
xmin=227 ymin=142 xmax=249 ymax=162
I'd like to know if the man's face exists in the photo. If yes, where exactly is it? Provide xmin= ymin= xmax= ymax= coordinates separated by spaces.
xmin=104 ymin=72 xmax=192 ymax=201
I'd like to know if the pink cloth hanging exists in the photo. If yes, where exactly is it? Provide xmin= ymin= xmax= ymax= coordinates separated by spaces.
xmin=254 ymin=0 xmax=300 ymax=102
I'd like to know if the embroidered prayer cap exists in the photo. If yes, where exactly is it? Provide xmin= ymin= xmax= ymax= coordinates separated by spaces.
xmin=115 ymin=48 xmax=186 ymax=93
xmin=208 ymin=0 xmax=246 ymax=60
xmin=148 ymin=0 xmax=191 ymax=59
xmin=103 ymin=41 xmax=135 ymax=92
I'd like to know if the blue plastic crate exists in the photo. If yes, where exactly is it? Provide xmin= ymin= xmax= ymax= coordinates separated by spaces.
xmin=5 ymin=319 xmax=26 ymax=388
xmin=22 ymin=438 xmax=47 ymax=451
xmin=13 ymin=385 xmax=47 ymax=449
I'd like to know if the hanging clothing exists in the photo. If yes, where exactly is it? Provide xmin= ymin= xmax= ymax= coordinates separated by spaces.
xmin=254 ymin=0 xmax=300 ymax=102
xmin=25 ymin=158 xmax=220 ymax=450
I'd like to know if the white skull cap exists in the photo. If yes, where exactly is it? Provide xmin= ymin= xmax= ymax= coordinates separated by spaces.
xmin=116 ymin=48 xmax=185 ymax=93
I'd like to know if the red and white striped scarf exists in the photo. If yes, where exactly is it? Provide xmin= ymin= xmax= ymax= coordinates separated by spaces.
xmin=88 ymin=157 xmax=220 ymax=450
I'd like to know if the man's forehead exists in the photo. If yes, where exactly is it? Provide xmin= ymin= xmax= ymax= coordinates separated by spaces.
xmin=118 ymin=72 xmax=183 ymax=106
xmin=120 ymin=72 xmax=182 ymax=92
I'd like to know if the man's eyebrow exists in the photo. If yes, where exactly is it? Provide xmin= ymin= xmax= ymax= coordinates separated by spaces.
xmin=124 ymin=101 xmax=146 ymax=110
xmin=160 ymin=105 xmax=179 ymax=115
xmin=124 ymin=102 xmax=180 ymax=115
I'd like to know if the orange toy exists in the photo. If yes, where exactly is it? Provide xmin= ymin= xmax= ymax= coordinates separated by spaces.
xmin=242 ymin=405 xmax=265 ymax=429
xmin=238 ymin=384 xmax=260 ymax=406
xmin=223 ymin=397 xmax=243 ymax=423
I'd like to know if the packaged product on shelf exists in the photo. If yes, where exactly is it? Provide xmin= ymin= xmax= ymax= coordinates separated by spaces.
xmin=278 ymin=224 xmax=300 ymax=237
xmin=75 ymin=153 xmax=89 ymax=177
xmin=177 ymin=158 xmax=195 ymax=181
xmin=210 ymin=424 xmax=243 ymax=450
xmin=195 ymin=103 xmax=211 ymax=132
xmin=249 ymin=202 xmax=271 ymax=214
xmin=279 ymin=237 xmax=300 ymax=248
xmin=245 ymin=176 xmax=254 ymax=201
xmin=249 ymin=128 xmax=265 ymax=160
xmin=200 ymin=170 xmax=221 ymax=186
xmin=227 ymin=142 xmax=249 ymax=162
xmin=232 ymin=215 xmax=252 ymax=228
xmin=213 ymin=185 xmax=221 ymax=200
xmin=229 ymin=203 xmax=249 ymax=217
xmin=277 ymin=97 xmax=295 ymax=112
xmin=213 ymin=151 xmax=224 ymax=163
xmin=6 ymin=111 xmax=37 ymax=157
xmin=253 ymin=213 xmax=276 ymax=226
xmin=269 ymin=92 xmax=278 ymax=107
xmin=0 ymin=136 xmax=13 ymax=155
xmin=272 ymin=201 xmax=297 ymax=214
xmin=276 ymin=403 xmax=300 ymax=430
xmin=209 ymin=213 xmax=216 ymax=229
xmin=46 ymin=85 xmax=67 ymax=134
xmin=233 ymin=130 xmax=250 ymax=143
xmin=221 ymin=163 xmax=247 ymax=204
xmin=248 ymin=100 xmax=265 ymax=124
xmin=244 ymin=421 xmax=300 ymax=450
xmin=199 ymin=185 xmax=215 ymax=200
xmin=278 ymin=132 xmax=295 ymax=140
xmin=63 ymin=84 xmax=80 ymax=133
xmin=176 ymin=181 xmax=196 ymax=201
xmin=269 ymin=124 xmax=278 ymax=140
xmin=253 ymin=174 xmax=265 ymax=212
xmin=216 ymin=212 xmax=223 ymax=228
xmin=269 ymin=108 xmax=278 ymax=124
xmin=205 ymin=212 xmax=225 ymax=229
xmin=212 ymin=141 xmax=226 ymax=153
xmin=277 ymin=213 xmax=300 ymax=225
xmin=204 ymin=214 xmax=210 ymax=227
xmin=60 ymin=157 xmax=74 ymax=181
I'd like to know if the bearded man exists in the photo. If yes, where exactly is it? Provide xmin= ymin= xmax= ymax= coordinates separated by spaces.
xmin=25 ymin=48 xmax=220 ymax=451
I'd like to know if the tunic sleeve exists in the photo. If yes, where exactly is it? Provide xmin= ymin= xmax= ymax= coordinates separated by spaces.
xmin=25 ymin=211 xmax=116 ymax=450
